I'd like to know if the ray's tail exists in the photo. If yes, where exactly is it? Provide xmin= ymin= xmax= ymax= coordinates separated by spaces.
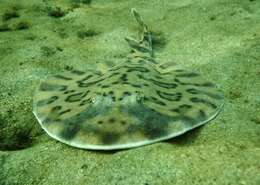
xmin=125 ymin=9 xmax=153 ymax=57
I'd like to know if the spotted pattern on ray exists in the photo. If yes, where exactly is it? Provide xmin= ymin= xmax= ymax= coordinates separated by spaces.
xmin=33 ymin=60 xmax=223 ymax=149
xmin=33 ymin=9 xmax=224 ymax=150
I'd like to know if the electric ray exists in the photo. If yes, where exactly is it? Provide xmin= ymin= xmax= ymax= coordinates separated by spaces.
xmin=33 ymin=9 xmax=224 ymax=150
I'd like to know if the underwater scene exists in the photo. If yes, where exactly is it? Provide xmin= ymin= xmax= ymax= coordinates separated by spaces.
xmin=0 ymin=0 xmax=259 ymax=184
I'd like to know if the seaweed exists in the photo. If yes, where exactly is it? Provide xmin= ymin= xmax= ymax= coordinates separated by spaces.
xmin=0 ymin=23 xmax=11 ymax=32
xmin=2 ymin=9 xmax=19 ymax=21
xmin=15 ymin=21 xmax=30 ymax=30
xmin=77 ymin=29 xmax=99 ymax=39
xmin=48 ymin=7 xmax=66 ymax=18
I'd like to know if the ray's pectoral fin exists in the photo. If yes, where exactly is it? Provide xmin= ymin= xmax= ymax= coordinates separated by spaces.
xmin=156 ymin=61 xmax=183 ymax=73
xmin=125 ymin=8 xmax=153 ymax=57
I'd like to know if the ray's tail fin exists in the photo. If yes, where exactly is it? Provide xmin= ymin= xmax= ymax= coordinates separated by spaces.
xmin=125 ymin=9 xmax=153 ymax=57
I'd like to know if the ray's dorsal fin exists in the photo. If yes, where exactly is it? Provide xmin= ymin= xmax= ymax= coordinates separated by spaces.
xmin=125 ymin=9 xmax=153 ymax=58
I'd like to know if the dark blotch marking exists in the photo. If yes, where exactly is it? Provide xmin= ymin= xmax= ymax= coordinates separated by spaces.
xmin=111 ymin=96 xmax=116 ymax=102
xmin=65 ymin=91 xmax=89 ymax=103
xmin=136 ymin=56 xmax=158 ymax=64
xmin=108 ymin=66 xmax=122 ymax=72
xmin=148 ymin=96 xmax=167 ymax=106
xmin=108 ymin=91 xmax=114 ymax=95
xmin=137 ymin=74 xmax=144 ymax=79
xmin=97 ymin=120 xmax=103 ymax=125
xmin=154 ymin=75 xmax=164 ymax=80
xmin=179 ymin=116 xmax=197 ymax=126
xmin=174 ymin=78 xmax=185 ymax=84
xmin=123 ymin=91 xmax=132 ymax=96
xmin=187 ymin=88 xmax=199 ymax=94
xmin=51 ymin=105 xmax=62 ymax=112
xmin=123 ymin=104 xmax=172 ymax=139
xmin=36 ymin=96 xmax=58 ymax=106
xmin=93 ymin=71 xmax=103 ymax=76
xmin=108 ymin=118 xmax=115 ymax=123
xmin=120 ymin=120 xmax=126 ymax=125
xmin=70 ymin=69 xmax=85 ymax=75
xmin=187 ymin=88 xmax=223 ymax=99
xmin=190 ymin=97 xmax=217 ymax=109
xmin=119 ymin=73 xmax=128 ymax=81
xmin=111 ymin=81 xmax=119 ymax=85
xmin=174 ymin=69 xmax=185 ymax=72
xmin=78 ymin=78 xmax=105 ymax=87
xmin=171 ymin=108 xmax=180 ymax=113
xmin=176 ymin=72 xmax=200 ymax=78
xmin=40 ymin=83 xmax=67 ymax=91
xmin=54 ymin=75 xmax=72 ymax=81
xmin=156 ymin=90 xmax=182 ymax=101
xmin=197 ymin=109 xmax=207 ymax=120
xmin=143 ymin=57 xmax=158 ymax=64
xmin=107 ymin=72 xmax=121 ymax=79
xmin=143 ymin=123 xmax=168 ymax=139
xmin=59 ymin=109 xmax=71 ymax=115
xmin=126 ymin=66 xmax=150 ymax=73
xmin=176 ymin=109 xmax=207 ymax=126
xmin=175 ymin=78 xmax=215 ymax=87
xmin=138 ymin=59 xmax=148 ymax=64
xmin=158 ymin=62 xmax=177 ymax=70
xmin=119 ymin=91 xmax=132 ymax=101
xmin=64 ymin=90 xmax=76 ymax=94
xmin=180 ymin=104 xmax=192 ymax=109
xmin=138 ymin=74 xmax=177 ymax=89
xmin=79 ymin=98 xmax=92 ymax=106
xmin=77 ymin=75 xmax=93 ymax=83
xmin=200 ymin=82 xmax=216 ymax=87
xmin=130 ymin=83 xmax=142 ymax=88
xmin=100 ymin=85 xmax=110 ymax=89
xmin=64 ymin=65 xmax=73 ymax=71
xmin=171 ymin=104 xmax=192 ymax=114
xmin=59 ymin=121 xmax=80 ymax=140
xmin=100 ymin=132 xmax=120 ymax=145
xmin=42 ymin=117 xmax=61 ymax=124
